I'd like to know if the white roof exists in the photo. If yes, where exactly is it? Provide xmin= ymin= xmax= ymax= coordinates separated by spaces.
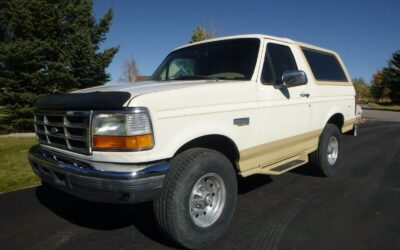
xmin=173 ymin=34 xmax=335 ymax=54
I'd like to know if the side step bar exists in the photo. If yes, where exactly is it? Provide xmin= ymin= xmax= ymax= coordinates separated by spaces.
xmin=240 ymin=152 xmax=309 ymax=177
xmin=270 ymin=159 xmax=305 ymax=172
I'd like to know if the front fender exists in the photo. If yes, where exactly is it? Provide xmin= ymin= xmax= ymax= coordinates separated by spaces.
xmin=152 ymin=116 xmax=240 ymax=161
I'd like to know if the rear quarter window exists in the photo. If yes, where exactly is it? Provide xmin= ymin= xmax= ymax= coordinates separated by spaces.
xmin=302 ymin=48 xmax=348 ymax=82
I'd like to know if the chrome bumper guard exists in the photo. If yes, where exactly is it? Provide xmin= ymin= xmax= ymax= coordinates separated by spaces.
xmin=28 ymin=145 xmax=169 ymax=204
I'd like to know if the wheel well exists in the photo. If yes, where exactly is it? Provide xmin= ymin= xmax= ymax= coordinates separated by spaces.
xmin=327 ymin=113 xmax=344 ymax=130
xmin=175 ymin=135 xmax=240 ymax=171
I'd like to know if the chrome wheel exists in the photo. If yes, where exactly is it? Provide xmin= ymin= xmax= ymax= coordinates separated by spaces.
xmin=189 ymin=173 xmax=226 ymax=227
xmin=327 ymin=136 xmax=339 ymax=165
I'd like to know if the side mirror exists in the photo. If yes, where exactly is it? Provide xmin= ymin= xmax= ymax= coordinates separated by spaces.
xmin=281 ymin=70 xmax=308 ymax=87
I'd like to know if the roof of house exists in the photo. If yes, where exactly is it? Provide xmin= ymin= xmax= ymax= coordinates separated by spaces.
xmin=135 ymin=76 xmax=150 ymax=82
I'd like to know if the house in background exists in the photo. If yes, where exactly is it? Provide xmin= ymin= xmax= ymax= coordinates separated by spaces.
xmin=134 ymin=76 xmax=150 ymax=82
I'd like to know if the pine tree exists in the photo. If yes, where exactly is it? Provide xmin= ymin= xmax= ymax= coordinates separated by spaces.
xmin=189 ymin=25 xmax=215 ymax=44
xmin=0 ymin=0 xmax=118 ymax=132
xmin=388 ymin=50 xmax=400 ymax=103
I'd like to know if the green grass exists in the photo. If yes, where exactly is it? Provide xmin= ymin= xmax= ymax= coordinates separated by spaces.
xmin=0 ymin=137 xmax=40 ymax=193
xmin=368 ymin=103 xmax=400 ymax=111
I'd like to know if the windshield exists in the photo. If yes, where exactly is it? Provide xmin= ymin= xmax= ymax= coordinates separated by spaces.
xmin=151 ymin=38 xmax=260 ymax=81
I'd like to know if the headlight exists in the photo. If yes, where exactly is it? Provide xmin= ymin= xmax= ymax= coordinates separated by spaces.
xmin=92 ymin=109 xmax=154 ymax=150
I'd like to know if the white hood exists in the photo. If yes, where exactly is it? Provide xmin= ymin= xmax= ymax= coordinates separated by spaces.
xmin=73 ymin=80 xmax=215 ymax=99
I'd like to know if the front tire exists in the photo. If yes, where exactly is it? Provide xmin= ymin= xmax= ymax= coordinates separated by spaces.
xmin=309 ymin=124 xmax=342 ymax=177
xmin=153 ymin=148 xmax=237 ymax=249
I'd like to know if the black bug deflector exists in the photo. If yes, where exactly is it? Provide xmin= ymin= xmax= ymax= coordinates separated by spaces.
xmin=36 ymin=91 xmax=132 ymax=110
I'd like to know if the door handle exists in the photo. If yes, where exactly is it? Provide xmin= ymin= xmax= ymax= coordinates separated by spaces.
xmin=300 ymin=92 xmax=310 ymax=98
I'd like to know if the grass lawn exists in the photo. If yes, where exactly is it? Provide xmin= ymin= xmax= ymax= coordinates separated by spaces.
xmin=0 ymin=137 xmax=40 ymax=193
xmin=368 ymin=103 xmax=400 ymax=111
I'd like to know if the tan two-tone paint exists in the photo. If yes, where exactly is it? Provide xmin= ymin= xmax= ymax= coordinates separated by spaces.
xmin=238 ymin=129 xmax=322 ymax=176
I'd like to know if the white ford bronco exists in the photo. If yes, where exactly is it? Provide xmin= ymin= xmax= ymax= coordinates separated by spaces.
xmin=29 ymin=34 xmax=357 ymax=249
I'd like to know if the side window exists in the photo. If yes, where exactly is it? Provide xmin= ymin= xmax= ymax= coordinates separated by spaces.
xmin=302 ymin=48 xmax=347 ymax=82
xmin=261 ymin=53 xmax=275 ymax=84
xmin=167 ymin=58 xmax=195 ymax=80
xmin=262 ymin=43 xmax=298 ymax=84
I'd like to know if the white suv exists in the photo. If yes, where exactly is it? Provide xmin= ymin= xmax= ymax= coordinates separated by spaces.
xmin=29 ymin=34 xmax=357 ymax=249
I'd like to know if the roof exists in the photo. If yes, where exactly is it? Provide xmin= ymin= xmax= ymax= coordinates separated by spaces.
xmin=173 ymin=34 xmax=336 ymax=55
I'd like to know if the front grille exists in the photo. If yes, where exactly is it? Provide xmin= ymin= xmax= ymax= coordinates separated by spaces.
xmin=35 ymin=111 xmax=92 ymax=154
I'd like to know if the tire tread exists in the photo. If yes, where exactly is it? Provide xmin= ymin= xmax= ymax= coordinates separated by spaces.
xmin=309 ymin=123 xmax=341 ymax=176
xmin=154 ymin=148 xmax=211 ymax=243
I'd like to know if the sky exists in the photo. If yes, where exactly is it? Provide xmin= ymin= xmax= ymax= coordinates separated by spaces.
xmin=93 ymin=0 xmax=400 ymax=84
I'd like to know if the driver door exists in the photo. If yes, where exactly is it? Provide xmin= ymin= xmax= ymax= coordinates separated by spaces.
xmin=256 ymin=41 xmax=312 ymax=167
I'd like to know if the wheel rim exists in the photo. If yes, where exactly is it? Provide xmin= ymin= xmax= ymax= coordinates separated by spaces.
xmin=327 ymin=136 xmax=339 ymax=165
xmin=189 ymin=173 xmax=226 ymax=227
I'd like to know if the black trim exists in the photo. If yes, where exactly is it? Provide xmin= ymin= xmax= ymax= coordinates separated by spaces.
xmin=36 ymin=91 xmax=131 ymax=111
xmin=271 ymin=159 xmax=305 ymax=172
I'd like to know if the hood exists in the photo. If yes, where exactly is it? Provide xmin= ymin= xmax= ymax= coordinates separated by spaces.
xmin=74 ymin=80 xmax=215 ymax=98
xmin=35 ymin=80 xmax=221 ymax=111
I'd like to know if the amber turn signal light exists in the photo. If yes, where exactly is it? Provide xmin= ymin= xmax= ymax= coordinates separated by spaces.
xmin=93 ymin=134 xmax=153 ymax=150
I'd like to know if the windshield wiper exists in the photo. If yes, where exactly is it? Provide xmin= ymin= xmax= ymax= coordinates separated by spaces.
xmin=172 ymin=75 xmax=220 ymax=81
xmin=171 ymin=75 xmax=247 ymax=81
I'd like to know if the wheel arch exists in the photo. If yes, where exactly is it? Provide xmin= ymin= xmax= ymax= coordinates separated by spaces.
xmin=325 ymin=113 xmax=344 ymax=131
xmin=174 ymin=134 xmax=240 ymax=172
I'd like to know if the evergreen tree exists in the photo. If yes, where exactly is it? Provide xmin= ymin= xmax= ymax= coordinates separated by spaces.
xmin=189 ymin=25 xmax=215 ymax=44
xmin=0 ymin=0 xmax=118 ymax=132
xmin=387 ymin=50 xmax=400 ymax=103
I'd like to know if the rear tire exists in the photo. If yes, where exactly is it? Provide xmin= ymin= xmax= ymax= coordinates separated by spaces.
xmin=153 ymin=148 xmax=237 ymax=249
xmin=309 ymin=124 xmax=342 ymax=177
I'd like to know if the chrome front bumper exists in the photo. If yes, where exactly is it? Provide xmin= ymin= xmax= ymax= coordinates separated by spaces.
xmin=28 ymin=145 xmax=169 ymax=204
